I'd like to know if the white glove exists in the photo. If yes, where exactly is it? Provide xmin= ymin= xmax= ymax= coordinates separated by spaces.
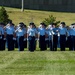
xmin=0 ymin=36 xmax=2 ymax=39
xmin=13 ymin=38 xmax=16 ymax=40
xmin=52 ymin=31 xmax=55 ymax=35
xmin=35 ymin=38 xmax=38 ymax=40
xmin=37 ymin=39 xmax=39 ymax=41
xmin=4 ymin=38 xmax=6 ymax=40
xmin=24 ymin=38 xmax=26 ymax=41
xmin=27 ymin=38 xmax=28 ymax=40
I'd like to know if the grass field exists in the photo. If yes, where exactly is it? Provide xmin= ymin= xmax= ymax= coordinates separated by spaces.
xmin=0 ymin=51 xmax=75 ymax=75
xmin=1 ymin=7 xmax=75 ymax=26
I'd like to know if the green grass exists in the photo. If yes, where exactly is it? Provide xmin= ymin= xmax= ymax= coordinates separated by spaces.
xmin=0 ymin=51 xmax=75 ymax=75
xmin=1 ymin=7 xmax=75 ymax=26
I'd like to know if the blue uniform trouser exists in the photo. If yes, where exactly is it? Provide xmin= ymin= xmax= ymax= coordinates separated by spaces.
xmin=34 ymin=40 xmax=37 ymax=50
xmin=73 ymin=36 xmax=75 ymax=50
xmin=53 ymin=35 xmax=58 ymax=51
xmin=17 ymin=36 xmax=24 ymax=51
xmin=49 ymin=35 xmax=58 ymax=51
xmin=14 ymin=40 xmax=18 ymax=48
xmin=39 ymin=35 xmax=46 ymax=51
xmin=69 ymin=36 xmax=75 ymax=50
xmin=45 ymin=40 xmax=49 ymax=48
xmin=28 ymin=36 xmax=35 ymax=52
xmin=49 ymin=40 xmax=52 ymax=51
xmin=0 ymin=35 xmax=2 ymax=50
xmin=68 ymin=36 xmax=73 ymax=50
xmin=7 ymin=35 xmax=14 ymax=51
xmin=60 ymin=35 xmax=66 ymax=51
xmin=49 ymin=35 xmax=53 ymax=51
xmin=57 ymin=36 xmax=60 ymax=48
xmin=1 ymin=35 xmax=6 ymax=50
xmin=24 ymin=40 xmax=27 ymax=48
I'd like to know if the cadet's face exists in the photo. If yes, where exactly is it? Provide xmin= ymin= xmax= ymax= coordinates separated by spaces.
xmin=42 ymin=25 xmax=45 ymax=28
xmin=53 ymin=25 xmax=55 ymax=28
xmin=62 ymin=24 xmax=65 ymax=27
xmin=30 ymin=25 xmax=33 ymax=28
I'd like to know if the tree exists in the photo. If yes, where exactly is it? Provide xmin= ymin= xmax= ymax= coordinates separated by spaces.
xmin=43 ymin=15 xmax=60 ymax=26
xmin=0 ymin=6 xmax=11 ymax=24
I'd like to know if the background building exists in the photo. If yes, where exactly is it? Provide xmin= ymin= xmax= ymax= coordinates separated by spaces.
xmin=0 ymin=0 xmax=75 ymax=12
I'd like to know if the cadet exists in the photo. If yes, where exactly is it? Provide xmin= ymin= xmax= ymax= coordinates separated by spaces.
xmin=48 ymin=24 xmax=53 ymax=51
xmin=38 ymin=23 xmax=47 ymax=51
xmin=23 ymin=24 xmax=27 ymax=49
xmin=27 ymin=22 xmax=38 ymax=52
xmin=73 ymin=24 xmax=75 ymax=51
xmin=14 ymin=26 xmax=18 ymax=48
xmin=67 ymin=25 xmax=73 ymax=50
xmin=45 ymin=27 xmax=49 ymax=49
xmin=69 ymin=24 xmax=75 ymax=50
xmin=59 ymin=22 xmax=67 ymax=51
xmin=15 ymin=22 xmax=25 ymax=51
xmin=52 ymin=23 xmax=59 ymax=51
xmin=0 ymin=23 xmax=3 ymax=50
xmin=33 ymin=24 xmax=38 ymax=50
xmin=5 ymin=21 xmax=15 ymax=51
xmin=0 ymin=23 xmax=6 ymax=50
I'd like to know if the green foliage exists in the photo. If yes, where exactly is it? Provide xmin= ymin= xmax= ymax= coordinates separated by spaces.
xmin=43 ymin=15 xmax=60 ymax=26
xmin=0 ymin=6 xmax=11 ymax=24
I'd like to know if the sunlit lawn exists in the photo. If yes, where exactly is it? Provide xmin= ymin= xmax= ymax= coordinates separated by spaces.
xmin=0 ymin=50 xmax=75 ymax=75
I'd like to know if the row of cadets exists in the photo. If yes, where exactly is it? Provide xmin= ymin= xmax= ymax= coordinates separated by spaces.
xmin=46 ymin=22 xmax=67 ymax=51
xmin=67 ymin=23 xmax=75 ymax=51
xmin=27 ymin=22 xmax=38 ymax=52
xmin=38 ymin=23 xmax=47 ymax=51
xmin=0 ymin=23 xmax=6 ymax=51
xmin=59 ymin=22 xmax=67 ymax=51
xmin=15 ymin=22 xmax=27 ymax=51
xmin=5 ymin=21 xmax=15 ymax=51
